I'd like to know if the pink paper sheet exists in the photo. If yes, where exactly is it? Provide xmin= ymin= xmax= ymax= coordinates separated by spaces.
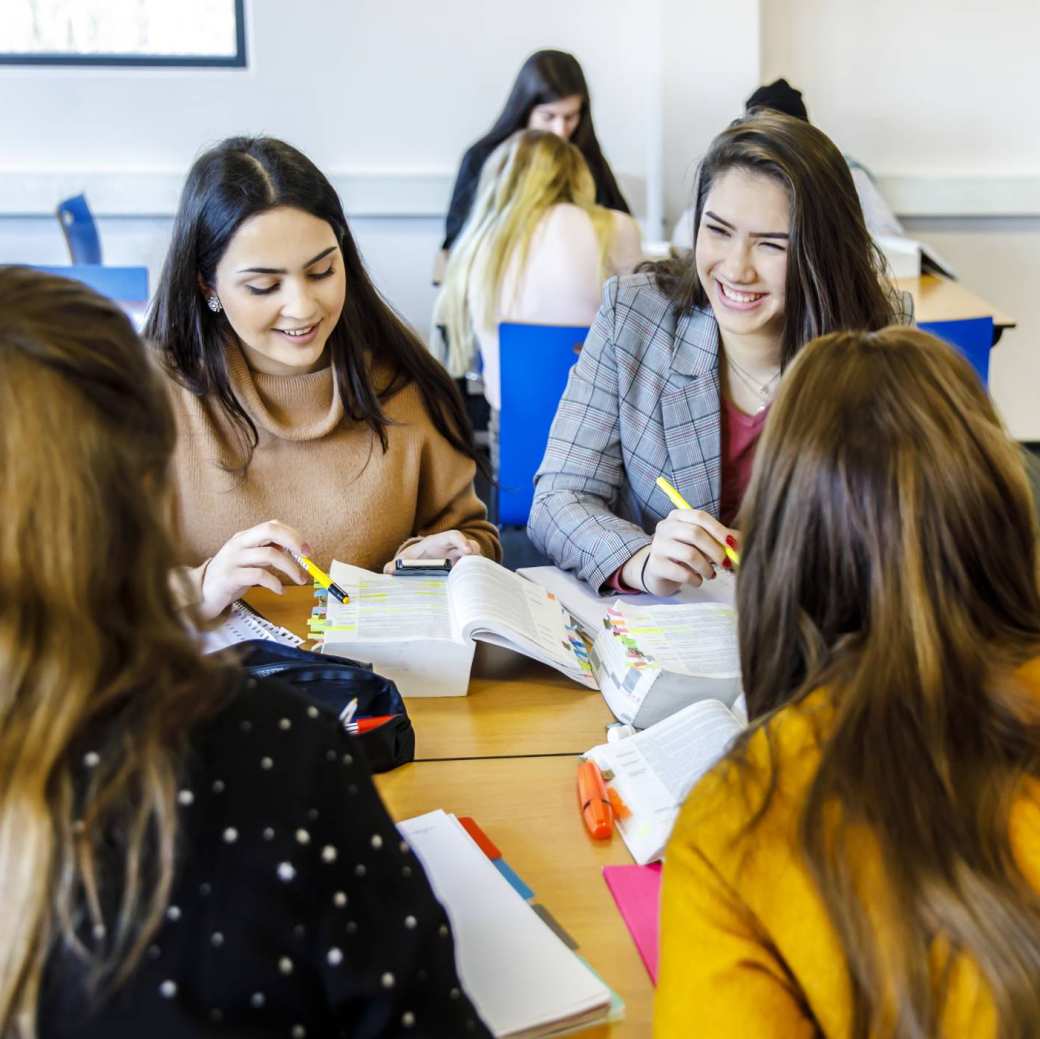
xmin=603 ymin=863 xmax=662 ymax=984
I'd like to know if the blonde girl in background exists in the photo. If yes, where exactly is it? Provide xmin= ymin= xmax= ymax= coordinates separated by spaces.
xmin=436 ymin=128 xmax=641 ymax=457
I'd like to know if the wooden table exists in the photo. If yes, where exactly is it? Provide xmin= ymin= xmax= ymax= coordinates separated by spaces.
xmin=896 ymin=273 xmax=1016 ymax=336
xmin=376 ymin=756 xmax=654 ymax=1037
xmin=248 ymin=586 xmax=616 ymax=761
xmin=247 ymin=585 xmax=655 ymax=1037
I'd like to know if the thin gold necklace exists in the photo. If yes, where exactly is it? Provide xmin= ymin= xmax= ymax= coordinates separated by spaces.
xmin=726 ymin=354 xmax=780 ymax=414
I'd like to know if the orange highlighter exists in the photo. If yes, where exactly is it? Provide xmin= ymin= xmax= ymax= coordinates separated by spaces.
xmin=577 ymin=759 xmax=613 ymax=840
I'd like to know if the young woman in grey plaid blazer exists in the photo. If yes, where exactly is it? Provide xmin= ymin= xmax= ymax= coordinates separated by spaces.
xmin=529 ymin=110 xmax=903 ymax=593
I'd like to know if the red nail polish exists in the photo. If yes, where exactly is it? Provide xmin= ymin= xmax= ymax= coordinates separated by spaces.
xmin=725 ymin=535 xmax=737 ymax=548
xmin=722 ymin=556 xmax=732 ymax=570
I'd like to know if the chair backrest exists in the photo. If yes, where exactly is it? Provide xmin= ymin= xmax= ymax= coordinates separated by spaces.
xmin=56 ymin=193 xmax=102 ymax=265
xmin=918 ymin=316 xmax=994 ymax=387
xmin=33 ymin=265 xmax=149 ymax=303
xmin=498 ymin=321 xmax=589 ymax=526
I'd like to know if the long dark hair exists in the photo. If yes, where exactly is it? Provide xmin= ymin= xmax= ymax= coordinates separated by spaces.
xmin=0 ymin=266 xmax=230 ymax=1028
xmin=646 ymin=110 xmax=900 ymax=366
xmin=734 ymin=327 xmax=1040 ymax=1036
xmin=478 ymin=50 xmax=628 ymax=214
xmin=145 ymin=136 xmax=479 ymax=470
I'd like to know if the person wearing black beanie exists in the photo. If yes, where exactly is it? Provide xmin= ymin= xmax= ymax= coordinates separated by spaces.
xmin=671 ymin=78 xmax=905 ymax=247
xmin=745 ymin=78 xmax=809 ymax=123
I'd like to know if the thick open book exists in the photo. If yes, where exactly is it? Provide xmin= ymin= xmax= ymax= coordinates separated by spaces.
xmin=585 ymin=696 xmax=747 ymax=865
xmin=518 ymin=564 xmax=735 ymax=634
xmin=590 ymin=600 xmax=743 ymax=728
xmin=319 ymin=556 xmax=594 ymax=696
xmin=400 ymin=810 xmax=615 ymax=1037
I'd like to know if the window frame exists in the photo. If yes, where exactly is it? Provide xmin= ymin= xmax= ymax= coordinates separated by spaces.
xmin=0 ymin=0 xmax=247 ymax=68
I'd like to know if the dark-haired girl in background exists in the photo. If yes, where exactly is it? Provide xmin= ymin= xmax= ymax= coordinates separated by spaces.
xmin=441 ymin=49 xmax=629 ymax=253
xmin=145 ymin=136 xmax=500 ymax=621
xmin=528 ymin=110 xmax=903 ymax=594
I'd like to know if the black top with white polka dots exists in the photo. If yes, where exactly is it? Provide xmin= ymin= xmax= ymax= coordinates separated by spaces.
xmin=39 ymin=676 xmax=493 ymax=1038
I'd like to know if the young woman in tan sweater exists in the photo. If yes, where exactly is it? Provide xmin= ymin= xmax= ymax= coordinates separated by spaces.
xmin=145 ymin=137 xmax=500 ymax=619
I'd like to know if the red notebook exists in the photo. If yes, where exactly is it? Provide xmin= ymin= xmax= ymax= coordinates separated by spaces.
xmin=602 ymin=863 xmax=662 ymax=983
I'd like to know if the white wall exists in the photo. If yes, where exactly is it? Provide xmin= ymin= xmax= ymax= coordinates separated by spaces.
xmin=761 ymin=0 xmax=1040 ymax=439
xmin=1 ymin=0 xmax=1036 ymax=434
xmin=0 ymin=0 xmax=757 ymax=337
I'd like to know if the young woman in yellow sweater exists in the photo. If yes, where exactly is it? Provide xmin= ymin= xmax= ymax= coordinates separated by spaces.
xmin=145 ymin=137 xmax=500 ymax=619
xmin=656 ymin=328 xmax=1040 ymax=1036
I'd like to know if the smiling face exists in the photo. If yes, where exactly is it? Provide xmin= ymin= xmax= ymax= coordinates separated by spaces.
xmin=694 ymin=167 xmax=791 ymax=349
xmin=526 ymin=93 xmax=583 ymax=140
xmin=209 ymin=206 xmax=346 ymax=376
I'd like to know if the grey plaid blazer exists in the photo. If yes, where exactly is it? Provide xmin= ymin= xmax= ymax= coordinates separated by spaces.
xmin=528 ymin=273 xmax=723 ymax=590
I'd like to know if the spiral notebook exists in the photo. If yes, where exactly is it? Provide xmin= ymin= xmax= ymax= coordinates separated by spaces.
xmin=200 ymin=600 xmax=303 ymax=654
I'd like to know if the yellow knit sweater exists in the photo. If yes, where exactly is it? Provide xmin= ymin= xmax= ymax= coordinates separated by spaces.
xmin=165 ymin=343 xmax=500 ymax=582
xmin=656 ymin=658 xmax=1040 ymax=1037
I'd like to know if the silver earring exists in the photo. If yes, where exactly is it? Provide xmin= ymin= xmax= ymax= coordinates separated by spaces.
xmin=206 ymin=295 xmax=223 ymax=313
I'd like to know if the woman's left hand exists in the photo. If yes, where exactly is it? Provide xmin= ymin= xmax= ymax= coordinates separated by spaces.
xmin=383 ymin=530 xmax=482 ymax=573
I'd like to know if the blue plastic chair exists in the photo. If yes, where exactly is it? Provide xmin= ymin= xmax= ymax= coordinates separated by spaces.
xmin=918 ymin=317 xmax=994 ymax=387
xmin=56 ymin=194 xmax=102 ymax=265
xmin=33 ymin=265 xmax=149 ymax=302
xmin=498 ymin=321 xmax=590 ymax=525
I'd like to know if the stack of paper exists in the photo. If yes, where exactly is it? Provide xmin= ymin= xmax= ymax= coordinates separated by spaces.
xmin=399 ymin=810 xmax=614 ymax=1037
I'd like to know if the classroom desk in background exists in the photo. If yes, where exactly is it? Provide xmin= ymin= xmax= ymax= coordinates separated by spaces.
xmin=896 ymin=273 xmax=1016 ymax=343
xmin=248 ymin=586 xmax=617 ymax=760
xmin=375 ymin=755 xmax=654 ymax=1038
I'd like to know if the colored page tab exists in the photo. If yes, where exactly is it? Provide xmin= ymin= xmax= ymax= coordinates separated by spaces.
xmin=531 ymin=903 xmax=579 ymax=949
xmin=458 ymin=816 xmax=502 ymax=860
xmin=602 ymin=863 xmax=662 ymax=983
xmin=493 ymin=858 xmax=534 ymax=900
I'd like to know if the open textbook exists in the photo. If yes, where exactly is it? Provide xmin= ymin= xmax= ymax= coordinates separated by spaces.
xmin=585 ymin=696 xmax=747 ymax=865
xmin=317 ymin=556 xmax=595 ymax=696
xmin=399 ymin=811 xmax=615 ymax=1037
xmin=590 ymin=600 xmax=742 ymax=728
xmin=518 ymin=564 xmax=736 ymax=635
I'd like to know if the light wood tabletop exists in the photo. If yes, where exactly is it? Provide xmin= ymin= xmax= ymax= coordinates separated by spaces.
xmin=246 ymin=586 xmax=617 ymax=761
xmin=896 ymin=273 xmax=1015 ymax=329
xmin=375 ymin=755 xmax=654 ymax=1038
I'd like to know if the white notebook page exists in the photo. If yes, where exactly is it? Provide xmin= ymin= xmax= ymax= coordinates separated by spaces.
xmin=327 ymin=562 xmax=454 ymax=641
xmin=448 ymin=556 xmax=579 ymax=669
xmin=398 ymin=811 xmax=610 ymax=1037
xmin=588 ymin=699 xmax=744 ymax=864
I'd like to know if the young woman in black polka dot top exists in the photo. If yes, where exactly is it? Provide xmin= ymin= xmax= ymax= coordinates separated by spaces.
xmin=0 ymin=266 xmax=491 ymax=1038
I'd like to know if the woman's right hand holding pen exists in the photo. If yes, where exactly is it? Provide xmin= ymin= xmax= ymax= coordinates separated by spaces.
xmin=620 ymin=509 xmax=739 ymax=596
xmin=198 ymin=520 xmax=311 ymax=620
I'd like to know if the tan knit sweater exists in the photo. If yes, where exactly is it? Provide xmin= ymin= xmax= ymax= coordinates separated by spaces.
xmin=166 ymin=343 xmax=500 ymax=584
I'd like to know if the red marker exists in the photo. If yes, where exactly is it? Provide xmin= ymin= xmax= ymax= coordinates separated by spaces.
xmin=345 ymin=715 xmax=395 ymax=734
xmin=577 ymin=760 xmax=613 ymax=840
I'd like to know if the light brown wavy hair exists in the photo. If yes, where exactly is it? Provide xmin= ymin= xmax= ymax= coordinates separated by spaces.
xmin=0 ymin=267 xmax=229 ymax=1037
xmin=732 ymin=326 xmax=1040 ymax=1037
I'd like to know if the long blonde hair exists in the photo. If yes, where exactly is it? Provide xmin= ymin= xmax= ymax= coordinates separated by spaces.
xmin=438 ymin=128 xmax=617 ymax=376
xmin=0 ymin=267 xmax=229 ymax=1036
xmin=734 ymin=327 xmax=1040 ymax=1037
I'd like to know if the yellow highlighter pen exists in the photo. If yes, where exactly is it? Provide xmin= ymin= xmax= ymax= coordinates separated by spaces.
xmin=292 ymin=552 xmax=350 ymax=604
xmin=655 ymin=476 xmax=741 ymax=569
